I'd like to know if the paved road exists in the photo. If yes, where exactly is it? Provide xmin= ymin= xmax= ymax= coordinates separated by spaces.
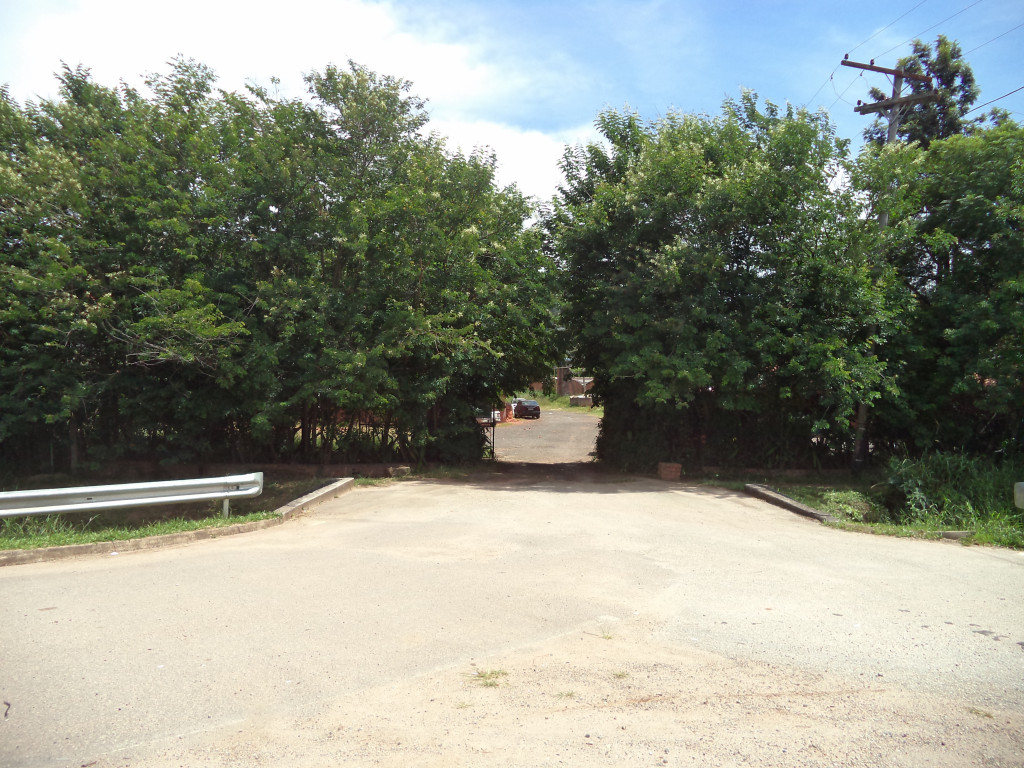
xmin=494 ymin=407 xmax=600 ymax=463
xmin=2 ymin=474 xmax=1023 ymax=767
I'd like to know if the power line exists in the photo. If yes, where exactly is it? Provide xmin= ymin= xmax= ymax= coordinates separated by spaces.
xmin=965 ymin=21 xmax=1024 ymax=54
xmin=848 ymin=0 xmax=931 ymax=56
xmin=966 ymin=84 xmax=1024 ymax=114
xmin=875 ymin=0 xmax=985 ymax=59
xmin=828 ymin=72 xmax=864 ymax=111
xmin=802 ymin=0 xmax=932 ymax=108
xmin=803 ymin=71 xmax=838 ymax=109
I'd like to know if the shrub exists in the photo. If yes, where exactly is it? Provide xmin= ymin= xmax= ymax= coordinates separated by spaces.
xmin=883 ymin=452 xmax=1022 ymax=528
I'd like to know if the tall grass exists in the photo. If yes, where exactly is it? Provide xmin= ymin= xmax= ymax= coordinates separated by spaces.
xmin=883 ymin=452 xmax=1023 ymax=546
xmin=0 ymin=514 xmax=84 ymax=549
xmin=769 ymin=453 xmax=1023 ymax=549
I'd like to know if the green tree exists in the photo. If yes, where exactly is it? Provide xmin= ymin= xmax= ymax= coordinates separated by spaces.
xmin=1 ymin=60 xmax=561 ymax=474
xmin=865 ymin=121 xmax=1024 ymax=454
xmin=550 ymin=94 xmax=897 ymax=470
xmin=865 ymin=35 xmax=981 ymax=148
xmin=35 ymin=62 xmax=249 ymax=463
xmin=0 ymin=84 xmax=101 ymax=470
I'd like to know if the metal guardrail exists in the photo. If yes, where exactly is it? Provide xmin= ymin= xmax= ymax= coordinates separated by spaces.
xmin=1015 ymin=482 xmax=1023 ymax=510
xmin=0 ymin=473 xmax=264 ymax=519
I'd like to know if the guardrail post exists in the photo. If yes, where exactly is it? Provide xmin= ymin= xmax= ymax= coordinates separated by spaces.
xmin=223 ymin=498 xmax=230 ymax=518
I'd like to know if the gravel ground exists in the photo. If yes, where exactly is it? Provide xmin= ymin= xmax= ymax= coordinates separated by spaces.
xmin=2 ymin=413 xmax=1022 ymax=767
xmin=494 ymin=407 xmax=600 ymax=463
xmin=175 ymin=617 xmax=1024 ymax=768
xmin=127 ymin=477 xmax=1024 ymax=767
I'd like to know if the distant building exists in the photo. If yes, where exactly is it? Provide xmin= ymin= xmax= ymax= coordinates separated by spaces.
xmin=555 ymin=366 xmax=594 ymax=397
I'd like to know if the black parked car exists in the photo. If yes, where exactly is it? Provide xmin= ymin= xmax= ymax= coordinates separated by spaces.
xmin=513 ymin=399 xmax=541 ymax=419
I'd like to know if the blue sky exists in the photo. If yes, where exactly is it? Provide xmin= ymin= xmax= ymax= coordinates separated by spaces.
xmin=1 ymin=0 xmax=1021 ymax=201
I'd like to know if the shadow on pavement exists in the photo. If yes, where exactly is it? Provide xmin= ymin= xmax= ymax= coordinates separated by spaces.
xmin=423 ymin=462 xmax=750 ymax=497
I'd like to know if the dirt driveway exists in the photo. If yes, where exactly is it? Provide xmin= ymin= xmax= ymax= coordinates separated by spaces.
xmin=494 ymin=407 xmax=600 ymax=463
xmin=2 ymin=473 xmax=1023 ymax=767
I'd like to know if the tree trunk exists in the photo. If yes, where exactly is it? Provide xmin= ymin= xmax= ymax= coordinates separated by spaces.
xmin=68 ymin=412 xmax=82 ymax=473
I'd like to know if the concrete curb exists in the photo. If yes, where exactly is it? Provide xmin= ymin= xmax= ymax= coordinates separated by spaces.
xmin=0 ymin=478 xmax=355 ymax=568
xmin=743 ymin=484 xmax=974 ymax=541
xmin=272 ymin=478 xmax=355 ymax=519
xmin=743 ymin=483 xmax=839 ymax=524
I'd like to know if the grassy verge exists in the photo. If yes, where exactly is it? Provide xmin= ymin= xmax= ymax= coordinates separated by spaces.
xmin=0 ymin=510 xmax=282 ymax=550
xmin=0 ymin=476 xmax=332 ymax=551
xmin=687 ymin=458 xmax=1023 ymax=550
xmin=773 ymin=482 xmax=885 ymax=523
xmin=768 ymin=469 xmax=1023 ymax=550
xmin=516 ymin=391 xmax=604 ymax=418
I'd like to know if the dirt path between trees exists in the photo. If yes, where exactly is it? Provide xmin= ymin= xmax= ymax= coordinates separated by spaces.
xmin=494 ymin=407 xmax=601 ymax=464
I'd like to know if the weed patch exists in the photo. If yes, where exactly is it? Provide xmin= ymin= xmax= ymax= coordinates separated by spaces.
xmin=778 ymin=485 xmax=885 ymax=524
xmin=758 ymin=454 xmax=1024 ymax=550
xmin=884 ymin=453 xmax=1021 ymax=530
xmin=467 ymin=669 xmax=508 ymax=687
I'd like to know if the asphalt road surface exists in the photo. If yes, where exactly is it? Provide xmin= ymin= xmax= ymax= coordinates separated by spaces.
xmin=2 ymin=454 xmax=1023 ymax=766
xmin=494 ymin=407 xmax=601 ymax=463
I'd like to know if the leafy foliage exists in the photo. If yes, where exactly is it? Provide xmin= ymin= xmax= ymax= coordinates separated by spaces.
xmin=866 ymin=122 xmax=1024 ymax=455
xmin=883 ymin=452 xmax=1021 ymax=529
xmin=864 ymin=35 xmax=983 ymax=148
xmin=549 ymin=94 xmax=897 ymax=470
xmin=1 ymin=60 xmax=560 ymax=473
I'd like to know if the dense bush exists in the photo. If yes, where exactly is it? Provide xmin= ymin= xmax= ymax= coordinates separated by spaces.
xmin=0 ymin=60 xmax=560 ymax=473
xmin=549 ymin=95 xmax=895 ymax=470
xmin=883 ymin=452 xmax=1022 ymax=529
xmin=551 ymin=92 xmax=1022 ymax=473
xmin=864 ymin=124 xmax=1024 ymax=456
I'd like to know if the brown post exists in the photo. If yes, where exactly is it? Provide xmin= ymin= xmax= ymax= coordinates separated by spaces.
xmin=843 ymin=57 xmax=937 ymax=471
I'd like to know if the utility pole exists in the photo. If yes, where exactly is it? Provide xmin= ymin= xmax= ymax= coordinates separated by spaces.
xmin=843 ymin=55 xmax=936 ymax=471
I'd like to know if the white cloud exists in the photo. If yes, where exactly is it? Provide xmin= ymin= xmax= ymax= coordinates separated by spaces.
xmin=3 ymin=0 xmax=591 ymax=203
xmin=429 ymin=117 xmax=600 ymax=204
xmin=4 ymin=0 xmax=547 ymax=120
xmin=6 ymin=0 xmax=482 ymax=103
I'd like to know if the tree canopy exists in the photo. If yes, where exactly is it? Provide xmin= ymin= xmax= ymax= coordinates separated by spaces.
xmin=3 ymin=53 xmax=1018 ymax=478
xmin=864 ymin=35 xmax=983 ymax=148
xmin=551 ymin=76 xmax=1021 ymax=471
xmin=548 ymin=94 xmax=900 ymax=469
xmin=864 ymin=121 xmax=1024 ymax=455
xmin=0 ymin=60 xmax=561 ymax=473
